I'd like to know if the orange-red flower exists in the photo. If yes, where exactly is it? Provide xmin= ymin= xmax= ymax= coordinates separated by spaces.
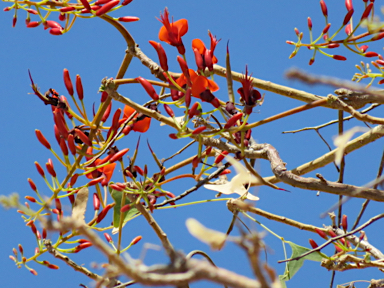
xmin=119 ymin=105 xmax=151 ymax=133
xmin=191 ymin=76 xmax=220 ymax=108
xmin=85 ymin=157 xmax=116 ymax=186
xmin=174 ymin=69 xmax=220 ymax=107
xmin=192 ymin=31 xmax=220 ymax=71
xmin=176 ymin=69 xmax=218 ymax=93
xmin=158 ymin=8 xmax=188 ymax=55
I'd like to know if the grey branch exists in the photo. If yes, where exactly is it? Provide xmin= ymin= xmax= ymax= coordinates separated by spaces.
xmin=43 ymin=217 xmax=261 ymax=288
xmin=44 ymin=239 xmax=119 ymax=287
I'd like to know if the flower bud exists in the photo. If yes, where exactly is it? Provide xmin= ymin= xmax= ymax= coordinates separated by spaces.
xmin=34 ymin=162 xmax=45 ymax=178
xmin=309 ymin=239 xmax=318 ymax=249
xmin=214 ymin=151 xmax=229 ymax=164
xmin=88 ymin=176 xmax=104 ymax=186
xmin=177 ymin=56 xmax=192 ymax=86
xmin=220 ymin=169 xmax=232 ymax=175
xmin=188 ymin=102 xmax=201 ymax=118
xmin=54 ymin=109 xmax=69 ymax=139
xmin=365 ymin=51 xmax=379 ymax=57
xmin=192 ymin=126 xmax=206 ymax=135
xmin=322 ymin=23 xmax=331 ymax=34
xmin=162 ymin=104 xmax=174 ymax=118
xmin=328 ymin=229 xmax=337 ymax=238
xmin=75 ymin=128 xmax=92 ymax=146
xmin=28 ymin=178 xmax=37 ymax=192
xmin=345 ymin=23 xmax=352 ymax=35
xmin=46 ymin=159 xmax=57 ymax=178
xmin=59 ymin=139 xmax=68 ymax=156
xmin=361 ymin=3 xmax=373 ymax=20
xmin=224 ymin=113 xmax=243 ymax=129
xmin=93 ymin=193 xmax=100 ymax=211
xmin=193 ymin=48 xmax=204 ymax=71
xmin=55 ymin=198 xmax=62 ymax=211
xmin=100 ymin=104 xmax=113 ymax=125
xmin=184 ymin=88 xmax=191 ymax=108
xmin=320 ymin=0 xmax=328 ymax=17
xmin=130 ymin=235 xmax=142 ymax=245
xmin=134 ymin=165 xmax=144 ymax=176
xmin=307 ymin=17 xmax=312 ymax=30
xmin=192 ymin=156 xmax=200 ymax=169
xmin=67 ymin=134 xmax=77 ymax=155
xmin=149 ymin=41 xmax=168 ymax=71
xmin=79 ymin=0 xmax=92 ymax=11
xmin=342 ymin=214 xmax=348 ymax=231
xmin=333 ymin=55 xmax=347 ymax=61
xmin=96 ymin=204 xmax=113 ymax=223
xmin=60 ymin=6 xmax=76 ymax=12
xmin=343 ymin=9 xmax=354 ymax=26
xmin=101 ymin=91 xmax=108 ymax=102
xmin=137 ymin=77 xmax=159 ymax=101
xmin=18 ymin=244 xmax=24 ymax=254
xmin=372 ymin=32 xmax=384 ymax=41
xmin=104 ymin=233 xmax=113 ymax=242
xmin=120 ymin=203 xmax=131 ymax=212
xmin=27 ymin=21 xmax=40 ymax=28
xmin=345 ymin=0 xmax=353 ymax=11
xmin=25 ymin=196 xmax=37 ymax=203
xmin=118 ymin=16 xmax=140 ymax=22
xmin=29 ymin=269 xmax=38 ymax=276
xmin=35 ymin=130 xmax=51 ymax=149
xmin=95 ymin=0 xmax=119 ymax=16
xmin=315 ymin=228 xmax=328 ymax=239
xmin=74 ymin=242 xmax=93 ymax=252
xmin=109 ymin=148 xmax=129 ymax=163
xmin=75 ymin=75 xmax=84 ymax=100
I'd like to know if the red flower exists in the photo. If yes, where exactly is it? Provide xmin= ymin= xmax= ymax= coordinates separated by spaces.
xmin=120 ymin=105 xmax=151 ymax=133
xmin=192 ymin=31 xmax=220 ymax=71
xmin=85 ymin=150 xmax=116 ymax=185
xmin=191 ymin=76 xmax=220 ymax=108
xmin=175 ymin=69 xmax=220 ymax=107
xmin=158 ymin=8 xmax=188 ymax=55
xmin=237 ymin=66 xmax=261 ymax=114
xmin=177 ymin=69 xmax=219 ymax=93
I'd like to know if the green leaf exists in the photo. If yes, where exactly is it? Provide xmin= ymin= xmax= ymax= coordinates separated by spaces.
xmin=279 ymin=241 xmax=328 ymax=287
xmin=109 ymin=188 xmax=139 ymax=230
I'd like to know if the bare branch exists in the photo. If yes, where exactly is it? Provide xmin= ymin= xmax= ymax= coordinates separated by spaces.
xmin=44 ymin=218 xmax=261 ymax=288
xmin=44 ymin=240 xmax=118 ymax=287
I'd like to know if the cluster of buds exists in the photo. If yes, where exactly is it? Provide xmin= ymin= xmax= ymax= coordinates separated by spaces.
xmin=287 ymin=0 xmax=384 ymax=82
xmin=4 ymin=0 xmax=139 ymax=34
xmin=8 ymin=5 xmax=272 ymax=278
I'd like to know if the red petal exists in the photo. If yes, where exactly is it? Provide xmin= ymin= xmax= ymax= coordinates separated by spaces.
xmin=191 ymin=76 xmax=208 ymax=98
xmin=174 ymin=19 xmax=188 ymax=37
xmin=192 ymin=39 xmax=206 ymax=54
xmin=102 ymin=163 xmax=116 ymax=182
xmin=133 ymin=118 xmax=151 ymax=132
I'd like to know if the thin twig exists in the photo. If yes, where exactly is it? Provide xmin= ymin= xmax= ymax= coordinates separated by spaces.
xmin=352 ymin=147 xmax=384 ymax=229
xmin=43 ymin=218 xmax=261 ymax=288
xmin=286 ymin=68 xmax=384 ymax=103
xmin=227 ymin=199 xmax=327 ymax=234
xmin=278 ymin=213 xmax=384 ymax=263
xmin=154 ymin=163 xmax=230 ymax=208
xmin=282 ymin=103 xmax=380 ymax=134
xmin=44 ymin=240 xmax=118 ymax=287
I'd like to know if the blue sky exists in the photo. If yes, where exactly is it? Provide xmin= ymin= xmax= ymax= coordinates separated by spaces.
xmin=1 ymin=1 xmax=384 ymax=287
